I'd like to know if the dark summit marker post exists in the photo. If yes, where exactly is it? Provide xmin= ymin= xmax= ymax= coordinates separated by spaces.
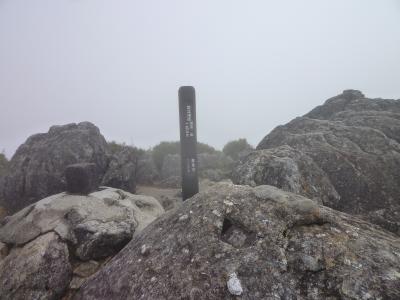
xmin=179 ymin=86 xmax=199 ymax=201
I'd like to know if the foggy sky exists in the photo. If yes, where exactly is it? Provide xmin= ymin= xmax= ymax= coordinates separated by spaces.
xmin=1 ymin=0 xmax=400 ymax=158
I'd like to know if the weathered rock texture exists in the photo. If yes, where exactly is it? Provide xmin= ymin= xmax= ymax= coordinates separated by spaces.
xmin=0 ymin=187 xmax=164 ymax=261
xmin=0 ymin=232 xmax=71 ymax=300
xmin=0 ymin=242 xmax=8 ymax=261
xmin=232 ymin=145 xmax=339 ymax=206
xmin=233 ymin=90 xmax=400 ymax=235
xmin=0 ymin=187 xmax=164 ymax=299
xmin=75 ymin=183 xmax=400 ymax=300
xmin=1 ymin=122 xmax=110 ymax=213
xmin=102 ymin=146 xmax=138 ymax=193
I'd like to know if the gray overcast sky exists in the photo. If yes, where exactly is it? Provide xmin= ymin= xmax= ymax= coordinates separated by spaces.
xmin=1 ymin=0 xmax=400 ymax=158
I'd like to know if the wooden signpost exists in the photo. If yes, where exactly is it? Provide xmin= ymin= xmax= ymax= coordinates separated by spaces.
xmin=178 ymin=86 xmax=199 ymax=200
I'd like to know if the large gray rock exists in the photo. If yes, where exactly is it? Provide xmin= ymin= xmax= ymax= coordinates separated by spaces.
xmin=75 ymin=183 xmax=400 ymax=300
xmin=0 ymin=187 xmax=164 ymax=261
xmin=0 ymin=232 xmax=71 ymax=300
xmin=1 ymin=122 xmax=110 ymax=213
xmin=102 ymin=146 xmax=138 ymax=193
xmin=232 ymin=145 xmax=340 ymax=206
xmin=234 ymin=90 xmax=400 ymax=235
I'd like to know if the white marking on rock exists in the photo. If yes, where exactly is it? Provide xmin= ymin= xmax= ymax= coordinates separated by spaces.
xmin=227 ymin=272 xmax=243 ymax=296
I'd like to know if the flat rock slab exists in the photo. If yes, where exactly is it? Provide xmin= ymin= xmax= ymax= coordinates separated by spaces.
xmin=75 ymin=183 xmax=400 ymax=300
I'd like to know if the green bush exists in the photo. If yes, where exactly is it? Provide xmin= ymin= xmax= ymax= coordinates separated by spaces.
xmin=151 ymin=141 xmax=217 ymax=171
xmin=107 ymin=141 xmax=145 ymax=157
xmin=222 ymin=138 xmax=253 ymax=160
xmin=151 ymin=141 xmax=180 ymax=171
xmin=197 ymin=142 xmax=217 ymax=154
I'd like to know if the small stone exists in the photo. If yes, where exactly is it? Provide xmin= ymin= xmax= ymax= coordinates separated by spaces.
xmin=227 ymin=272 xmax=243 ymax=296
xmin=65 ymin=163 xmax=99 ymax=195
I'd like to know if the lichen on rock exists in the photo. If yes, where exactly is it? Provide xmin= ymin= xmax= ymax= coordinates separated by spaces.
xmin=74 ymin=183 xmax=400 ymax=300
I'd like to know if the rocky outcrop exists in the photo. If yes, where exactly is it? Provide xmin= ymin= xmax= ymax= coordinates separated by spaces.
xmin=233 ymin=90 xmax=400 ymax=234
xmin=75 ymin=183 xmax=400 ymax=300
xmin=1 ymin=122 xmax=110 ymax=213
xmin=232 ymin=145 xmax=339 ymax=206
xmin=0 ymin=187 xmax=164 ymax=298
xmin=0 ymin=232 xmax=71 ymax=300
xmin=102 ymin=146 xmax=138 ymax=193
xmin=0 ymin=187 xmax=164 ymax=261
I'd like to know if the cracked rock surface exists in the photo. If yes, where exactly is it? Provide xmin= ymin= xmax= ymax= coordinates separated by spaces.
xmin=0 ymin=187 xmax=164 ymax=261
xmin=233 ymin=90 xmax=400 ymax=235
xmin=0 ymin=187 xmax=164 ymax=299
xmin=75 ymin=183 xmax=400 ymax=300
